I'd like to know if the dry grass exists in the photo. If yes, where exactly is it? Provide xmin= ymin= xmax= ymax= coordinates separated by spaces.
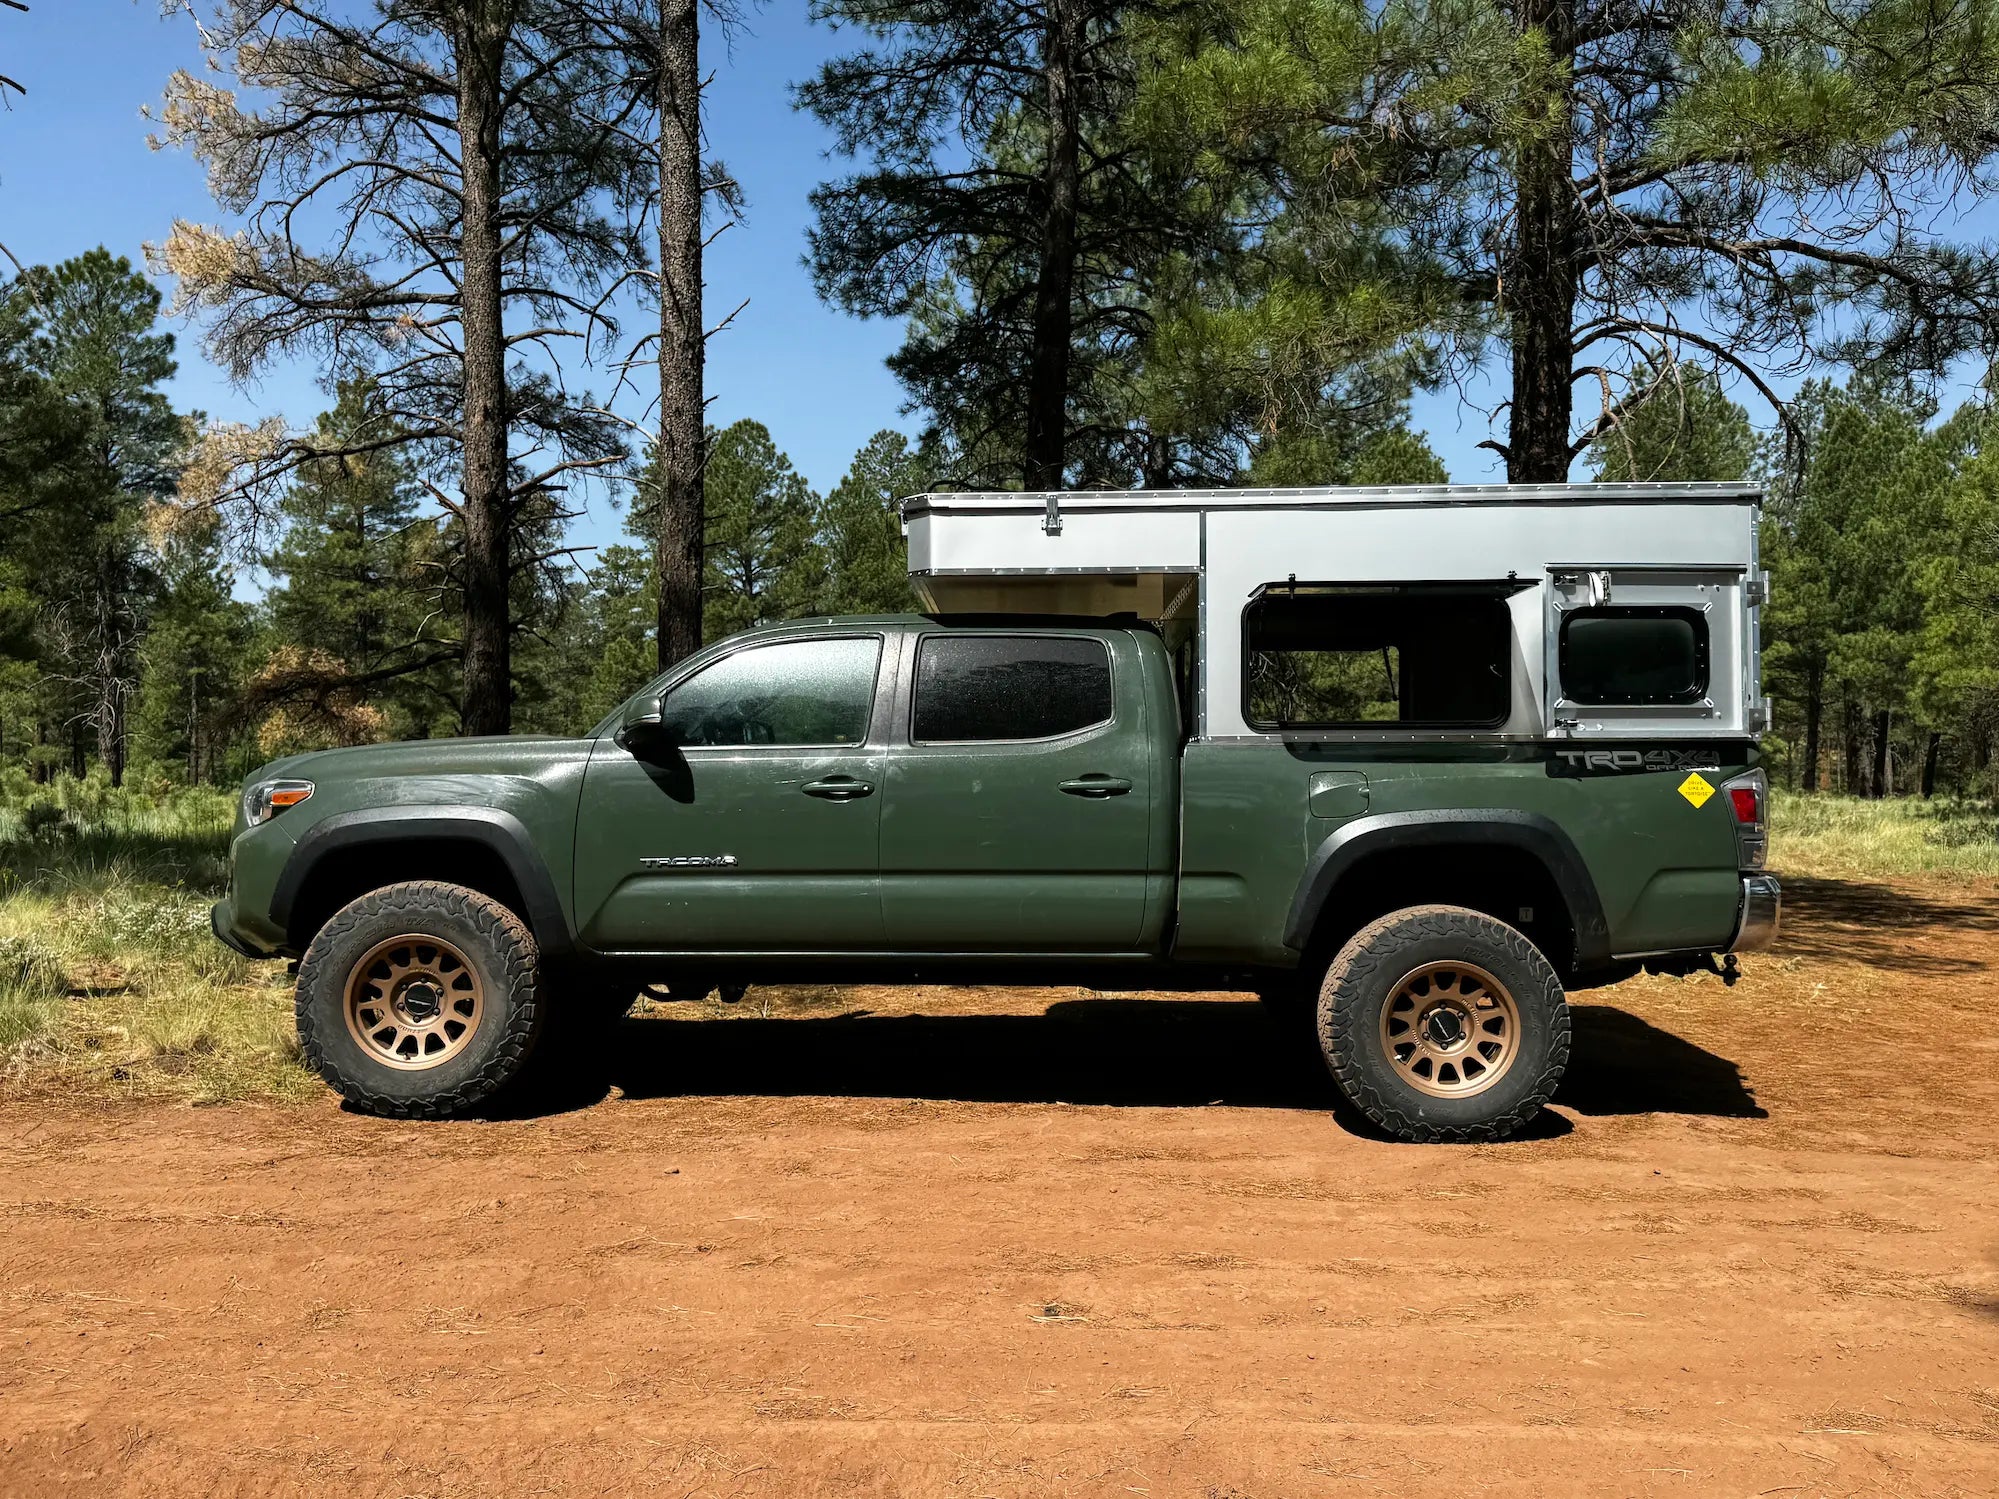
xmin=1769 ymin=789 xmax=1999 ymax=881
xmin=0 ymin=781 xmax=312 ymax=1105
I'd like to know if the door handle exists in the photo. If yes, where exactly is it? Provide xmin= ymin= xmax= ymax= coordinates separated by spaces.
xmin=802 ymin=777 xmax=874 ymax=800
xmin=1058 ymin=775 xmax=1133 ymax=798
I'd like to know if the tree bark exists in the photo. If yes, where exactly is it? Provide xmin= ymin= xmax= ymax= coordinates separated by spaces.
xmin=1801 ymin=661 xmax=1823 ymax=792
xmin=1504 ymin=0 xmax=1577 ymax=484
xmin=655 ymin=0 xmax=706 ymax=668
xmin=1921 ymin=730 xmax=1942 ymax=798
xmin=1870 ymin=708 xmax=1891 ymax=798
xmin=1842 ymin=699 xmax=1863 ymax=793
xmin=94 ymin=553 xmax=125 ymax=787
xmin=1022 ymin=0 xmax=1083 ymax=491
xmin=456 ymin=0 xmax=514 ymax=736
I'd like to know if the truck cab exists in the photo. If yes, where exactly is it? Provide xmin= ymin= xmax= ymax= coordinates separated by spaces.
xmin=214 ymin=482 xmax=1779 ymax=1142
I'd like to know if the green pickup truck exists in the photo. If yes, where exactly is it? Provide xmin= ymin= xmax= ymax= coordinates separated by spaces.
xmin=213 ymin=483 xmax=1779 ymax=1141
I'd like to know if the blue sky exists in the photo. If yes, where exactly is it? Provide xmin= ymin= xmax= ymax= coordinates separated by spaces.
xmin=6 ymin=0 xmax=1996 ymax=568
xmin=2 ymin=0 xmax=915 ymax=558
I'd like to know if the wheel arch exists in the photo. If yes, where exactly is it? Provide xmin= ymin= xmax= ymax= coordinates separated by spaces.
xmin=273 ymin=807 xmax=573 ymax=957
xmin=1284 ymin=810 xmax=1611 ymax=972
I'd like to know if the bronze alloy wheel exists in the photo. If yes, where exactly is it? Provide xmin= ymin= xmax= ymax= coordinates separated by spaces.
xmin=342 ymin=933 xmax=485 ymax=1071
xmin=1378 ymin=959 xmax=1521 ymax=1099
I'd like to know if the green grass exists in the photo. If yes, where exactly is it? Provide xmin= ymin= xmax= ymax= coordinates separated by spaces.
xmin=1769 ymin=790 xmax=1999 ymax=882
xmin=0 ymin=778 xmax=312 ymax=1105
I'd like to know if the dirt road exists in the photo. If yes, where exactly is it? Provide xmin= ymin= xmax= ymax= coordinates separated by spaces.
xmin=4 ymin=874 xmax=1997 ymax=1497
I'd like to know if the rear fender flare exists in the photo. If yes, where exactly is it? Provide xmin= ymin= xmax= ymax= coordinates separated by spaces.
xmin=1283 ymin=809 xmax=1610 ymax=967
xmin=271 ymin=807 xmax=573 ymax=957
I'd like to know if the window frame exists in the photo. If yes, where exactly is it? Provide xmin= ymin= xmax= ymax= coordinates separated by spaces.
xmin=1238 ymin=584 xmax=1516 ymax=733
xmin=653 ymin=632 xmax=888 ymax=752
xmin=1557 ymin=605 xmax=1711 ymax=707
xmin=908 ymin=631 xmax=1116 ymax=746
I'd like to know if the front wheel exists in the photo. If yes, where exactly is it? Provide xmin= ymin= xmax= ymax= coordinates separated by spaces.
xmin=295 ymin=881 xmax=544 ymax=1119
xmin=1317 ymin=905 xmax=1569 ymax=1143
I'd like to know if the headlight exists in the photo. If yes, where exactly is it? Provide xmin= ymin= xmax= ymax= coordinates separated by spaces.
xmin=243 ymin=779 xmax=313 ymax=826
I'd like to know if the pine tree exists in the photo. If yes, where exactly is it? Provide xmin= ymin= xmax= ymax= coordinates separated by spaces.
xmin=1144 ymin=0 xmax=1999 ymax=479
xmin=132 ymin=513 xmax=254 ymax=783
xmin=157 ymin=0 xmax=637 ymax=734
xmin=1587 ymin=369 xmax=1757 ymax=485
xmin=2 ymin=250 xmax=183 ymax=784
xmin=818 ymin=430 xmax=924 ymax=615
xmin=700 ymin=421 xmax=823 ymax=638
xmin=258 ymin=390 xmax=457 ymax=749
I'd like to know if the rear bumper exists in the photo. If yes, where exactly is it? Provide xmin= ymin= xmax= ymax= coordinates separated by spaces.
xmin=1727 ymin=873 xmax=1781 ymax=954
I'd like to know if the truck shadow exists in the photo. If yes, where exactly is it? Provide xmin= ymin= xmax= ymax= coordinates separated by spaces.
xmin=1770 ymin=873 xmax=1999 ymax=976
xmin=490 ymin=996 xmax=1761 ymax=1132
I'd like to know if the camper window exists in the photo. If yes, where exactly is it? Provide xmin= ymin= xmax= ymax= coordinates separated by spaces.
xmin=1243 ymin=586 xmax=1512 ymax=730
xmin=1559 ymin=607 xmax=1709 ymax=706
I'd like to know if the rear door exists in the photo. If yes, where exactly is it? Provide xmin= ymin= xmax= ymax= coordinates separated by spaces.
xmin=878 ymin=629 xmax=1154 ymax=951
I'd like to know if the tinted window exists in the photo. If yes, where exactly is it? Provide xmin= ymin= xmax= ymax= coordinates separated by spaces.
xmin=913 ymin=636 xmax=1113 ymax=741
xmin=1560 ymin=608 xmax=1708 ymax=705
xmin=662 ymin=637 xmax=880 ymax=746
xmin=1244 ymin=588 xmax=1511 ymax=728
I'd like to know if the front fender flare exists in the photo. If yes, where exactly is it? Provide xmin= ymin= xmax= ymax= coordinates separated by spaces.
xmin=271 ymin=806 xmax=573 ymax=957
xmin=1283 ymin=809 xmax=1611 ymax=967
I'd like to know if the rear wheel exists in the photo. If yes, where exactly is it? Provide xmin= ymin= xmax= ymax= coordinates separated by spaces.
xmin=296 ymin=881 xmax=543 ymax=1119
xmin=1317 ymin=904 xmax=1568 ymax=1143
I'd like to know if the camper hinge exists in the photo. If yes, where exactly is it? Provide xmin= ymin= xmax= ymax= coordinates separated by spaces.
xmin=1744 ymin=571 xmax=1769 ymax=606
xmin=1042 ymin=494 xmax=1063 ymax=536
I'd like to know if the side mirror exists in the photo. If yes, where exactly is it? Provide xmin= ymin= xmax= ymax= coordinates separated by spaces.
xmin=619 ymin=692 xmax=670 ymax=754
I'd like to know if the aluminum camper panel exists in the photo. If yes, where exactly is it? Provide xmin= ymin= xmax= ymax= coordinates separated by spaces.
xmin=1201 ymin=501 xmax=1758 ymax=739
xmin=906 ymin=504 xmax=1202 ymax=576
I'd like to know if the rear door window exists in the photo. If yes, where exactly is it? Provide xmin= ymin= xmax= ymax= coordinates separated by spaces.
xmin=912 ymin=636 xmax=1113 ymax=742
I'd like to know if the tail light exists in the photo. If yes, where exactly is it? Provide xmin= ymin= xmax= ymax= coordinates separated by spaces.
xmin=1721 ymin=768 xmax=1767 ymax=870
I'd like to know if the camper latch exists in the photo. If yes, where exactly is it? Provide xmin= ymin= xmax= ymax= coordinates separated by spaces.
xmin=1042 ymin=494 xmax=1063 ymax=536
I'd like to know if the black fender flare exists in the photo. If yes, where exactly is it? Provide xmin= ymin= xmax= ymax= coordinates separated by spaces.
xmin=271 ymin=807 xmax=573 ymax=956
xmin=1282 ymin=809 xmax=1611 ymax=967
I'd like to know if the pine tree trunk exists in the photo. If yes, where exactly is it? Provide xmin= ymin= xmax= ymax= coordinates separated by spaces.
xmin=92 ymin=548 xmax=128 ymax=788
xmin=1870 ymin=708 xmax=1891 ymax=798
xmin=1801 ymin=662 xmax=1823 ymax=792
xmin=1022 ymin=0 xmax=1083 ymax=491
xmin=1921 ymin=730 xmax=1942 ymax=798
xmin=1504 ymin=0 xmax=1576 ymax=484
xmin=456 ymin=0 xmax=513 ymax=737
xmin=655 ymin=0 xmax=706 ymax=668
xmin=1842 ymin=700 xmax=1863 ymax=792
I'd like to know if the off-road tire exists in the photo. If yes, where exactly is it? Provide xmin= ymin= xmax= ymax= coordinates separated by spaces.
xmin=1318 ymin=904 xmax=1568 ymax=1144
xmin=295 ymin=881 xmax=543 ymax=1119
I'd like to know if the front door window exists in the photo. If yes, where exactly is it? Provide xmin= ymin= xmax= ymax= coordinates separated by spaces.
xmin=662 ymin=636 xmax=881 ymax=747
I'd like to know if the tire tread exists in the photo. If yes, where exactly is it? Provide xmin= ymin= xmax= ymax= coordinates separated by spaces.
xmin=295 ymin=880 xmax=540 ymax=1120
xmin=1317 ymin=904 xmax=1569 ymax=1144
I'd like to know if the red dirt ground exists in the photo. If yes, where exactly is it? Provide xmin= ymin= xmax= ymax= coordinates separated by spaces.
xmin=3 ymin=873 xmax=1997 ymax=1497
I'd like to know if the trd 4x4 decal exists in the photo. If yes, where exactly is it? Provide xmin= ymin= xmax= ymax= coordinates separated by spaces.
xmin=1552 ymin=748 xmax=1722 ymax=775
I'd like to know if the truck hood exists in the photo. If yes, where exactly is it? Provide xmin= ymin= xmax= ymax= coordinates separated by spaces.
xmin=248 ymin=735 xmax=586 ymax=786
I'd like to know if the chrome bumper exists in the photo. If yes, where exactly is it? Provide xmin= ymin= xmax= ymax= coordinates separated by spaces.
xmin=1728 ymin=873 xmax=1781 ymax=954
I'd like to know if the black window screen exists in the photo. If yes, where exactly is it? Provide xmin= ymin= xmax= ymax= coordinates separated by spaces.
xmin=913 ymin=635 xmax=1113 ymax=741
xmin=1244 ymin=587 xmax=1512 ymax=728
xmin=1560 ymin=607 xmax=1708 ymax=705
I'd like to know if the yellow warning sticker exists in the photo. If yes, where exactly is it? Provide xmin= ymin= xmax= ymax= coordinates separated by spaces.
xmin=1678 ymin=772 xmax=1715 ymax=808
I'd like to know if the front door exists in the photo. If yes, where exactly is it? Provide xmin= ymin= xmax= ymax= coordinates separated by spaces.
xmin=575 ymin=633 xmax=889 ymax=952
xmin=878 ymin=630 xmax=1154 ymax=951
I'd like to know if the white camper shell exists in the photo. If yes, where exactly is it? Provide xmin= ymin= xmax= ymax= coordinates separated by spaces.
xmin=902 ymin=483 xmax=1770 ymax=743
